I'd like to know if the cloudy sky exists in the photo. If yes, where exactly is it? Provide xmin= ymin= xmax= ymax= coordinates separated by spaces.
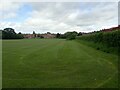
xmin=0 ymin=1 xmax=118 ymax=34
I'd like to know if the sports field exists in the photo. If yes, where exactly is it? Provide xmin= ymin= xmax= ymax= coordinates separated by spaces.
xmin=2 ymin=39 xmax=118 ymax=88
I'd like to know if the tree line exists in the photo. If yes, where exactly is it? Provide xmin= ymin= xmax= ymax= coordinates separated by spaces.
xmin=1 ymin=27 xmax=82 ymax=40
xmin=56 ymin=31 xmax=82 ymax=40
xmin=1 ymin=28 xmax=24 ymax=39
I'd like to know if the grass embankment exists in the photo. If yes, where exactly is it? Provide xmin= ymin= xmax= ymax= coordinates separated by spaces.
xmin=3 ymin=39 xmax=118 ymax=88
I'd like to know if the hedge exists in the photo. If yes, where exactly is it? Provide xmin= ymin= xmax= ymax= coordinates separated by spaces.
xmin=76 ymin=30 xmax=120 ymax=54
xmin=76 ymin=30 xmax=120 ymax=47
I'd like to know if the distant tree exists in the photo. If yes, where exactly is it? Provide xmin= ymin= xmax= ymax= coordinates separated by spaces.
xmin=59 ymin=34 xmax=66 ymax=39
xmin=77 ymin=32 xmax=82 ymax=36
xmin=18 ymin=32 xmax=22 ymax=34
xmin=32 ymin=31 xmax=36 ymax=38
xmin=2 ymin=28 xmax=23 ymax=39
xmin=64 ymin=31 xmax=78 ymax=40
xmin=3 ymin=28 xmax=16 ymax=39
xmin=0 ymin=30 xmax=2 ymax=39
xmin=47 ymin=32 xmax=51 ymax=34
xmin=4 ymin=28 xmax=16 ymax=34
xmin=17 ymin=32 xmax=24 ymax=39
xmin=33 ymin=31 xmax=36 ymax=34
xmin=56 ymin=33 xmax=61 ymax=38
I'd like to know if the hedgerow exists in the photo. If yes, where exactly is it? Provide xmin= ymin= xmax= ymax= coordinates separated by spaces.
xmin=76 ymin=30 xmax=120 ymax=54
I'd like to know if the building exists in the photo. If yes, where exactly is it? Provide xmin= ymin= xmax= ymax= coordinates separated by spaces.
xmin=23 ymin=32 xmax=56 ymax=39
xmin=41 ymin=33 xmax=56 ymax=39
xmin=23 ymin=34 xmax=35 ymax=39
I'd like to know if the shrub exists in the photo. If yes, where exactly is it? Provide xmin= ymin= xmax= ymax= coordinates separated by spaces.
xmin=76 ymin=30 xmax=120 ymax=54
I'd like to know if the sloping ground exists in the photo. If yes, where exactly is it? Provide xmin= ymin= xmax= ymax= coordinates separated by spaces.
xmin=2 ymin=39 xmax=118 ymax=88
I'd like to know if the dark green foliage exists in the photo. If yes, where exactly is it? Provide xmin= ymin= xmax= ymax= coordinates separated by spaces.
xmin=76 ymin=30 xmax=120 ymax=54
xmin=59 ymin=34 xmax=66 ymax=39
xmin=2 ymin=28 xmax=16 ymax=39
xmin=56 ymin=31 xmax=78 ymax=40
xmin=47 ymin=32 xmax=51 ymax=34
xmin=64 ymin=31 xmax=78 ymax=40
xmin=96 ymin=47 xmax=100 ymax=50
xmin=18 ymin=32 xmax=22 ymax=34
xmin=77 ymin=32 xmax=82 ymax=36
xmin=56 ymin=33 xmax=66 ymax=39
xmin=76 ymin=30 xmax=119 ymax=47
xmin=55 ymin=31 xmax=82 ymax=40
xmin=17 ymin=32 xmax=24 ymax=39
xmin=33 ymin=31 xmax=36 ymax=34
xmin=56 ymin=33 xmax=61 ymax=38
xmin=2 ymin=28 xmax=24 ymax=39
xmin=32 ymin=31 xmax=36 ymax=38
xmin=0 ymin=30 xmax=2 ymax=39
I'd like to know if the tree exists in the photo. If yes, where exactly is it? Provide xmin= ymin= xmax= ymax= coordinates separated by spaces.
xmin=2 ymin=28 xmax=24 ymax=39
xmin=56 ymin=33 xmax=61 ymax=38
xmin=77 ymin=32 xmax=82 ymax=36
xmin=17 ymin=32 xmax=24 ymax=39
xmin=0 ymin=30 xmax=2 ymax=39
xmin=32 ymin=31 xmax=36 ymax=38
xmin=18 ymin=32 xmax=22 ymax=34
xmin=33 ymin=31 xmax=36 ymax=34
xmin=3 ymin=28 xmax=16 ymax=39
xmin=64 ymin=31 xmax=78 ymax=40
xmin=4 ymin=28 xmax=16 ymax=34
xmin=47 ymin=32 xmax=51 ymax=34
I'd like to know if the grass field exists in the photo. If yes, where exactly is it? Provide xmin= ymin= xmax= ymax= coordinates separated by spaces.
xmin=2 ymin=39 xmax=118 ymax=88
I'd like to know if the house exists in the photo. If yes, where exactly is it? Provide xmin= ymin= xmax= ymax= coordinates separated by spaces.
xmin=23 ymin=34 xmax=35 ymax=39
xmin=23 ymin=32 xmax=56 ymax=39
xmin=41 ymin=33 xmax=56 ymax=39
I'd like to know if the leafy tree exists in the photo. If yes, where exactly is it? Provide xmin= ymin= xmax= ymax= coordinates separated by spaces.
xmin=77 ymin=32 xmax=82 ymax=36
xmin=47 ymin=32 xmax=51 ymax=34
xmin=4 ymin=28 xmax=16 ymax=34
xmin=59 ymin=34 xmax=66 ymax=39
xmin=18 ymin=32 xmax=22 ymax=34
xmin=17 ymin=32 xmax=24 ymax=39
xmin=33 ymin=31 xmax=36 ymax=34
xmin=64 ymin=31 xmax=78 ymax=40
xmin=3 ymin=28 xmax=16 ymax=39
xmin=56 ymin=33 xmax=61 ymax=38
xmin=32 ymin=31 xmax=36 ymax=38
xmin=2 ymin=28 xmax=24 ymax=39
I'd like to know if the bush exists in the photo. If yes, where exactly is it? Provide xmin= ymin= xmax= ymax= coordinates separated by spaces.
xmin=76 ymin=30 xmax=120 ymax=47
xmin=64 ymin=31 xmax=78 ymax=40
xmin=76 ymin=30 xmax=120 ymax=54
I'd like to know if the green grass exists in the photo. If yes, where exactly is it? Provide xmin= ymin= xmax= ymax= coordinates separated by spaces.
xmin=2 ymin=39 xmax=118 ymax=88
xmin=75 ymin=39 xmax=118 ymax=55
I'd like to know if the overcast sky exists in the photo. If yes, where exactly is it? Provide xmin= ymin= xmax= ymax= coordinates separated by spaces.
xmin=0 ymin=1 xmax=118 ymax=34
